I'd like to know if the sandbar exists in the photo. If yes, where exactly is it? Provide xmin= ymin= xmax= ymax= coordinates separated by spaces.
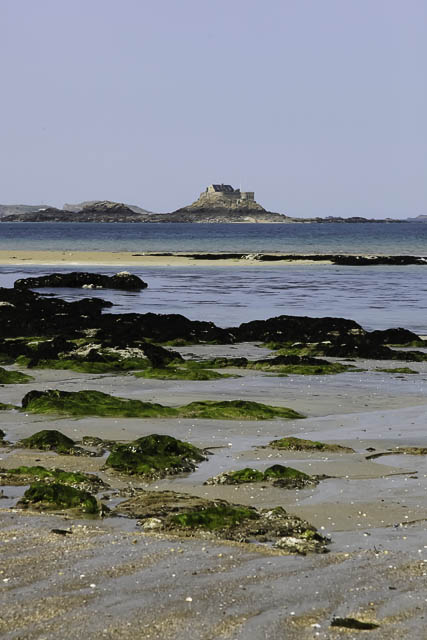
xmin=0 ymin=250 xmax=332 ymax=267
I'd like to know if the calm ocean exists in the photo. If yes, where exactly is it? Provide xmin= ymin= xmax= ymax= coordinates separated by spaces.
xmin=1 ymin=222 xmax=427 ymax=334
xmin=0 ymin=221 xmax=427 ymax=254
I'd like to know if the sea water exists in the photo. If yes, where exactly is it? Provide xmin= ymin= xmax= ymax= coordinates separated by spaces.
xmin=1 ymin=222 xmax=427 ymax=333
xmin=0 ymin=222 xmax=427 ymax=254
xmin=1 ymin=263 xmax=427 ymax=334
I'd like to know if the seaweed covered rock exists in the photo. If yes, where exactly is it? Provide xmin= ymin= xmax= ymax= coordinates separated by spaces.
xmin=113 ymin=490 xmax=329 ymax=553
xmin=70 ymin=341 xmax=182 ymax=369
xmin=21 ymin=389 xmax=179 ymax=418
xmin=133 ymin=367 xmax=230 ymax=380
xmin=14 ymin=271 xmax=147 ymax=291
xmin=206 ymin=464 xmax=317 ymax=489
xmin=18 ymin=429 xmax=78 ymax=454
xmin=247 ymin=355 xmax=351 ymax=375
xmin=17 ymin=481 xmax=99 ymax=514
xmin=278 ymin=336 xmax=427 ymax=362
xmin=269 ymin=436 xmax=354 ymax=453
xmin=196 ymin=357 xmax=249 ymax=368
xmin=104 ymin=434 xmax=206 ymax=478
xmin=206 ymin=468 xmax=264 ymax=485
xmin=6 ymin=335 xmax=182 ymax=372
xmin=0 ymin=402 xmax=17 ymax=411
xmin=197 ymin=354 xmax=350 ymax=375
xmin=0 ymin=465 xmax=108 ymax=491
xmin=0 ymin=366 xmax=33 ymax=384
xmin=178 ymin=400 xmax=304 ymax=420
xmin=21 ymin=390 xmax=303 ymax=421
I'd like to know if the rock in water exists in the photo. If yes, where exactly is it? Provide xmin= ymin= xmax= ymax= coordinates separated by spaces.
xmin=14 ymin=271 xmax=147 ymax=291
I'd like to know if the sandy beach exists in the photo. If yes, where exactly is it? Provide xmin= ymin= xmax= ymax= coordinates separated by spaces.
xmin=1 ymin=338 xmax=427 ymax=638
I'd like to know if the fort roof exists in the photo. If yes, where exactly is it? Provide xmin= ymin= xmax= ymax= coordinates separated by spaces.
xmin=210 ymin=184 xmax=235 ymax=193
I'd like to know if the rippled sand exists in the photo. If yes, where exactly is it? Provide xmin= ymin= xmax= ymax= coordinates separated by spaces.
xmin=1 ymin=342 xmax=427 ymax=637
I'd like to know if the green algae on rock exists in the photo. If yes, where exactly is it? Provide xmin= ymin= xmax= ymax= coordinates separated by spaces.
xmin=18 ymin=481 xmax=99 ymax=514
xmin=264 ymin=464 xmax=317 ymax=488
xmin=18 ymin=429 xmax=78 ymax=454
xmin=178 ymin=400 xmax=304 ymax=420
xmin=253 ymin=362 xmax=351 ymax=375
xmin=133 ymin=366 xmax=232 ymax=380
xmin=0 ymin=402 xmax=16 ymax=411
xmin=0 ymin=465 xmax=107 ymax=491
xmin=269 ymin=436 xmax=354 ymax=453
xmin=273 ymin=340 xmax=427 ymax=362
xmin=193 ymin=355 xmax=350 ymax=376
xmin=21 ymin=389 xmax=303 ymax=421
xmin=171 ymin=504 xmax=258 ymax=530
xmin=104 ymin=434 xmax=206 ymax=478
xmin=16 ymin=357 xmax=150 ymax=374
xmin=0 ymin=366 xmax=33 ymax=384
xmin=206 ymin=464 xmax=317 ymax=489
xmin=21 ymin=389 xmax=179 ymax=418
xmin=206 ymin=467 xmax=265 ymax=485
xmin=113 ymin=490 xmax=329 ymax=553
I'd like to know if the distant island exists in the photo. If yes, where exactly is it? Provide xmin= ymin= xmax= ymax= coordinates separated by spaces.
xmin=0 ymin=184 xmax=422 ymax=223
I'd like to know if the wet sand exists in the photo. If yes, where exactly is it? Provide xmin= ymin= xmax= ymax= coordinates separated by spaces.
xmin=0 ymin=250 xmax=331 ymax=267
xmin=1 ymin=344 xmax=427 ymax=637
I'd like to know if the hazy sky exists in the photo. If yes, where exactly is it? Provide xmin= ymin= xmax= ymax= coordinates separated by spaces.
xmin=1 ymin=0 xmax=426 ymax=218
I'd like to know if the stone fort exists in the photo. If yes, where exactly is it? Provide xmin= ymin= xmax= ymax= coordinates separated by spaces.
xmin=190 ymin=184 xmax=264 ymax=211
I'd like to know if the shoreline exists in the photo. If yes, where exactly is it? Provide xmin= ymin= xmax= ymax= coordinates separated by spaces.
xmin=0 ymin=250 xmax=426 ymax=267
xmin=0 ymin=250 xmax=333 ymax=267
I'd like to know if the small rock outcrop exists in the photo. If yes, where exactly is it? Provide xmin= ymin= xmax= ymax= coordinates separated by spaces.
xmin=17 ymin=482 xmax=99 ymax=514
xmin=113 ymin=490 xmax=329 ymax=553
xmin=104 ymin=434 xmax=206 ymax=478
xmin=205 ymin=464 xmax=318 ymax=489
xmin=234 ymin=314 xmax=365 ymax=343
xmin=14 ymin=271 xmax=147 ymax=291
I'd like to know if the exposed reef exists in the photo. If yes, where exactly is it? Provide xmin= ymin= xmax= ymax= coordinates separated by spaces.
xmin=14 ymin=271 xmax=147 ymax=291
xmin=113 ymin=489 xmax=329 ymax=553
xmin=20 ymin=390 xmax=304 ymax=420
xmin=183 ymin=252 xmax=427 ymax=265
xmin=0 ymin=466 xmax=107 ymax=492
xmin=1 ymin=284 xmax=425 ymax=361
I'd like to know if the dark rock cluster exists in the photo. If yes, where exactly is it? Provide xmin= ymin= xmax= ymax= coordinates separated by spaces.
xmin=14 ymin=271 xmax=147 ymax=291
xmin=0 ymin=275 xmax=424 ymax=367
